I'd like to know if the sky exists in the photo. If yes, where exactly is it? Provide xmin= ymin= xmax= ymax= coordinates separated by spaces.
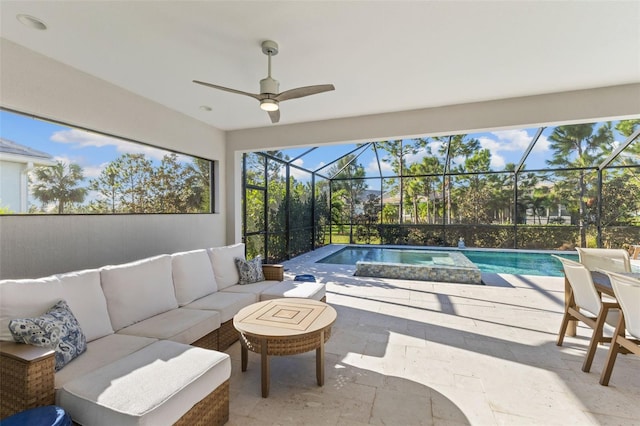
xmin=1 ymin=109 xmax=632 ymax=192
xmin=0 ymin=110 xmax=192 ymax=182
xmin=282 ymin=125 xmax=631 ymax=188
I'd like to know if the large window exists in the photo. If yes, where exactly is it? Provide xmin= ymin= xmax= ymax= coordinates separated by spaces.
xmin=244 ymin=119 xmax=639 ymax=262
xmin=0 ymin=109 xmax=213 ymax=214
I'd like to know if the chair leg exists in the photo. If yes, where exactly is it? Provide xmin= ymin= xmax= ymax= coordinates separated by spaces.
xmin=582 ymin=305 xmax=610 ymax=373
xmin=557 ymin=311 xmax=571 ymax=346
xmin=599 ymin=315 xmax=625 ymax=386
xmin=557 ymin=289 xmax=575 ymax=346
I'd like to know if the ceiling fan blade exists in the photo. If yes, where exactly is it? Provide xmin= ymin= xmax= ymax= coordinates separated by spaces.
xmin=275 ymin=84 xmax=335 ymax=102
xmin=193 ymin=80 xmax=262 ymax=100
xmin=268 ymin=109 xmax=280 ymax=124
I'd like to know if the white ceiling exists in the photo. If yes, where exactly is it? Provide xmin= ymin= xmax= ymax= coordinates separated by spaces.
xmin=1 ymin=1 xmax=639 ymax=131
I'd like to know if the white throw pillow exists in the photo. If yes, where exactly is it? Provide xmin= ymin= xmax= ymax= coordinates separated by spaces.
xmin=58 ymin=269 xmax=114 ymax=342
xmin=0 ymin=275 xmax=64 ymax=341
xmin=208 ymin=243 xmax=245 ymax=290
xmin=100 ymin=255 xmax=178 ymax=331
xmin=172 ymin=249 xmax=218 ymax=306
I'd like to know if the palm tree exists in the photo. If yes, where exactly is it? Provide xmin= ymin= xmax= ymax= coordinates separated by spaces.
xmin=31 ymin=161 xmax=87 ymax=213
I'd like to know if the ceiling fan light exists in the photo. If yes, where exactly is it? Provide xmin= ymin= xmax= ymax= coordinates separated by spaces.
xmin=260 ymin=99 xmax=279 ymax=111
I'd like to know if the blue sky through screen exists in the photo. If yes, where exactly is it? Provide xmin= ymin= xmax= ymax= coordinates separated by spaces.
xmin=0 ymin=110 xmax=192 ymax=182
xmin=1 ymin=109 xmax=631 ymax=190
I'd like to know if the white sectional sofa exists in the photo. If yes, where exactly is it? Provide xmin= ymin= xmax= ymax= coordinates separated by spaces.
xmin=0 ymin=243 xmax=326 ymax=425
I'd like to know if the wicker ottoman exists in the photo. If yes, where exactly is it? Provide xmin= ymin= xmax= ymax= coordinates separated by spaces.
xmin=259 ymin=280 xmax=326 ymax=302
xmin=57 ymin=340 xmax=230 ymax=426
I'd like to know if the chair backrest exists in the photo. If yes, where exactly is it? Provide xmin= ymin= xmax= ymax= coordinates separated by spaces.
xmin=607 ymin=272 xmax=640 ymax=339
xmin=576 ymin=247 xmax=631 ymax=273
xmin=553 ymin=255 xmax=602 ymax=316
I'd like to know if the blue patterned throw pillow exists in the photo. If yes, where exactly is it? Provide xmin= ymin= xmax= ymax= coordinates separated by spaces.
xmin=234 ymin=255 xmax=265 ymax=284
xmin=9 ymin=300 xmax=87 ymax=371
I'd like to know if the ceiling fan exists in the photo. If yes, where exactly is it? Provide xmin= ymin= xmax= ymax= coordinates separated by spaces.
xmin=193 ymin=40 xmax=335 ymax=124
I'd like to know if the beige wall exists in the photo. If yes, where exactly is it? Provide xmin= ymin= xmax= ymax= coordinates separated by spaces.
xmin=225 ymin=83 xmax=640 ymax=243
xmin=0 ymin=215 xmax=220 ymax=279
xmin=0 ymin=39 xmax=227 ymax=279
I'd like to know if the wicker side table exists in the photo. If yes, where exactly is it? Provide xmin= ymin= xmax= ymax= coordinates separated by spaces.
xmin=233 ymin=298 xmax=337 ymax=398
xmin=0 ymin=342 xmax=56 ymax=418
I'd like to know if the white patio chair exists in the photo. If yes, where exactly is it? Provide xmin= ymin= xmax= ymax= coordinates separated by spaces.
xmin=553 ymin=255 xmax=619 ymax=372
xmin=599 ymin=271 xmax=640 ymax=386
xmin=575 ymin=247 xmax=631 ymax=273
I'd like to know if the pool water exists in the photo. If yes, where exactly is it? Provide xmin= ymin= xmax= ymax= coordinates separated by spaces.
xmin=324 ymin=247 xmax=456 ymax=266
xmin=317 ymin=246 xmax=579 ymax=277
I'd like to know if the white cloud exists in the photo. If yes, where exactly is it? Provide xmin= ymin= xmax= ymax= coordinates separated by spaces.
xmin=290 ymin=158 xmax=311 ymax=181
xmin=366 ymin=157 xmax=393 ymax=175
xmin=404 ymin=147 xmax=430 ymax=165
xmin=491 ymin=129 xmax=531 ymax=151
xmin=83 ymin=162 xmax=109 ymax=179
xmin=489 ymin=129 xmax=550 ymax=153
xmin=478 ymin=137 xmax=502 ymax=152
xmin=490 ymin=153 xmax=506 ymax=169
xmin=51 ymin=129 xmax=169 ymax=160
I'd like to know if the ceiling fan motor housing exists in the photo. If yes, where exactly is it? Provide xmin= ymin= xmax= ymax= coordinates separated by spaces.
xmin=260 ymin=76 xmax=279 ymax=95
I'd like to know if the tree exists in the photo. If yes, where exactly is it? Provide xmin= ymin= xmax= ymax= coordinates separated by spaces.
xmin=31 ymin=161 xmax=87 ymax=214
xmin=547 ymin=123 xmax=613 ymax=246
xmin=435 ymin=135 xmax=482 ymax=224
xmin=354 ymin=193 xmax=381 ymax=243
xmin=376 ymin=138 xmax=428 ymax=223
xmin=89 ymin=164 xmax=121 ymax=213
xmin=327 ymin=154 xmax=366 ymax=242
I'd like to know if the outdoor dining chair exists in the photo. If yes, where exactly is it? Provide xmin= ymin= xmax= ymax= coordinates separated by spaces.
xmin=553 ymin=256 xmax=620 ymax=373
xmin=599 ymin=271 xmax=640 ymax=386
xmin=575 ymin=247 xmax=631 ymax=273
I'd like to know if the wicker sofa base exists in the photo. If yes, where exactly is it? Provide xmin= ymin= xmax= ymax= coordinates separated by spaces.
xmin=174 ymin=379 xmax=229 ymax=426
xmin=191 ymin=329 xmax=220 ymax=351
xmin=219 ymin=319 xmax=240 ymax=350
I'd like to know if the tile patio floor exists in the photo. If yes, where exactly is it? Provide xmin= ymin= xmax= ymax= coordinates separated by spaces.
xmin=225 ymin=246 xmax=640 ymax=425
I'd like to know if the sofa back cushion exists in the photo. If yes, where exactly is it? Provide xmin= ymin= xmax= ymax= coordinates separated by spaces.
xmin=57 ymin=269 xmax=114 ymax=342
xmin=171 ymin=249 xmax=218 ymax=306
xmin=0 ymin=275 xmax=64 ymax=341
xmin=100 ymin=255 xmax=178 ymax=331
xmin=208 ymin=243 xmax=245 ymax=289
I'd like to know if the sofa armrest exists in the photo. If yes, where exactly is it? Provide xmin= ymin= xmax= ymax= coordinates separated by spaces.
xmin=0 ymin=341 xmax=56 ymax=418
xmin=262 ymin=264 xmax=284 ymax=281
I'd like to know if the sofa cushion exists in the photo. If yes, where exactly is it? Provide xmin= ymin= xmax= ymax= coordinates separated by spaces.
xmin=57 ymin=340 xmax=231 ymax=426
xmin=183 ymin=291 xmax=255 ymax=322
xmin=116 ymin=308 xmax=220 ymax=345
xmin=55 ymin=334 xmax=157 ymax=389
xmin=260 ymin=280 xmax=327 ymax=301
xmin=172 ymin=249 xmax=218 ymax=306
xmin=220 ymin=280 xmax=281 ymax=302
xmin=100 ymin=255 xmax=178 ymax=331
xmin=57 ymin=269 xmax=114 ymax=342
xmin=9 ymin=300 xmax=87 ymax=371
xmin=208 ymin=243 xmax=244 ymax=289
xmin=235 ymin=255 xmax=265 ymax=284
xmin=0 ymin=275 xmax=64 ymax=341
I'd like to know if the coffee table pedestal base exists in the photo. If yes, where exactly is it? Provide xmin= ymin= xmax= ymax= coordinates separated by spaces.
xmin=240 ymin=330 xmax=327 ymax=398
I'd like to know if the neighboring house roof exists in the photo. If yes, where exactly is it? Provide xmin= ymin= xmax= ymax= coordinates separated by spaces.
xmin=0 ymin=138 xmax=55 ymax=165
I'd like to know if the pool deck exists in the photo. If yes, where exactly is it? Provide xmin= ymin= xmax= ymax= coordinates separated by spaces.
xmin=225 ymin=245 xmax=640 ymax=425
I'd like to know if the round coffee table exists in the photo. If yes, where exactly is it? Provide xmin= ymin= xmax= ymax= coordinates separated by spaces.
xmin=233 ymin=298 xmax=337 ymax=397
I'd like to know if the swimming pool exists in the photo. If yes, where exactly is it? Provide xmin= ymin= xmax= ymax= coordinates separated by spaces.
xmin=317 ymin=246 xmax=579 ymax=277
